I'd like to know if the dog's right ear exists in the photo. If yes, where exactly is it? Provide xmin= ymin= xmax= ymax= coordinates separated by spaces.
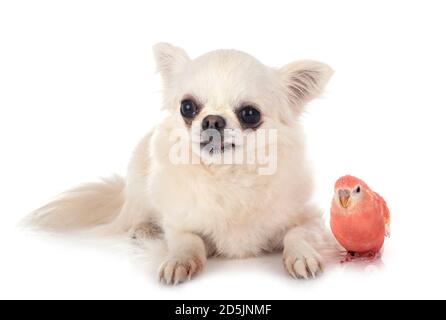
xmin=153 ymin=43 xmax=190 ymax=83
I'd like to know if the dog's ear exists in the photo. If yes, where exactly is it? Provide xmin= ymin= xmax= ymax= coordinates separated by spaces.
xmin=279 ymin=60 xmax=333 ymax=112
xmin=153 ymin=43 xmax=190 ymax=83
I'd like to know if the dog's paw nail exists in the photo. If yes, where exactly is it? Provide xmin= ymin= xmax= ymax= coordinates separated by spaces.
xmin=158 ymin=256 xmax=204 ymax=285
xmin=306 ymin=256 xmax=322 ymax=277
xmin=283 ymin=253 xmax=323 ymax=280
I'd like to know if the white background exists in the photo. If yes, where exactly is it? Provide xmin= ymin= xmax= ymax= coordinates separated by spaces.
xmin=1 ymin=0 xmax=446 ymax=300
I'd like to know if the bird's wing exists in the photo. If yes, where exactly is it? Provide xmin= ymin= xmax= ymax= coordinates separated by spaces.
xmin=373 ymin=191 xmax=391 ymax=237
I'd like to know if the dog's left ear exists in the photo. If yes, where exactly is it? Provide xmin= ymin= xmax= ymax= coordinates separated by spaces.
xmin=153 ymin=43 xmax=190 ymax=84
xmin=279 ymin=60 xmax=334 ymax=112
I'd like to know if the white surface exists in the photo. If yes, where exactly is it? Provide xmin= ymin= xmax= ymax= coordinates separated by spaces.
xmin=1 ymin=0 xmax=446 ymax=299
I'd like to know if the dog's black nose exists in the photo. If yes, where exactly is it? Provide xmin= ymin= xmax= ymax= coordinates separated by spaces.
xmin=202 ymin=115 xmax=226 ymax=131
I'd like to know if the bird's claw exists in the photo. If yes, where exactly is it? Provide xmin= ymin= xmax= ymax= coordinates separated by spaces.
xmin=341 ymin=251 xmax=381 ymax=263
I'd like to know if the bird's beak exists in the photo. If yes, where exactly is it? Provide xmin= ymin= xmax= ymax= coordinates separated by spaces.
xmin=338 ymin=189 xmax=351 ymax=208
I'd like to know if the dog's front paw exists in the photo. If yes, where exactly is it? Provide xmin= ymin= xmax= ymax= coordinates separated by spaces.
xmin=283 ymin=244 xmax=323 ymax=279
xmin=158 ymin=255 xmax=205 ymax=285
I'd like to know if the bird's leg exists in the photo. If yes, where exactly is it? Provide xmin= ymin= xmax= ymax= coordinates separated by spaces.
xmin=362 ymin=251 xmax=381 ymax=262
xmin=348 ymin=251 xmax=357 ymax=257
xmin=355 ymin=251 xmax=381 ymax=261
xmin=342 ymin=251 xmax=381 ymax=263
xmin=341 ymin=251 xmax=356 ymax=263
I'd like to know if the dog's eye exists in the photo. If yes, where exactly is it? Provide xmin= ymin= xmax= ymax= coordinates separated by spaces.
xmin=180 ymin=99 xmax=198 ymax=119
xmin=238 ymin=106 xmax=261 ymax=126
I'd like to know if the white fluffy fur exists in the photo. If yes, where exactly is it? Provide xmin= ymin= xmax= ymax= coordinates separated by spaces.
xmin=29 ymin=43 xmax=335 ymax=284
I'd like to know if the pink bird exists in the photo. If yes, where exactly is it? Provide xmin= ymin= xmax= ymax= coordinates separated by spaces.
xmin=330 ymin=175 xmax=390 ymax=261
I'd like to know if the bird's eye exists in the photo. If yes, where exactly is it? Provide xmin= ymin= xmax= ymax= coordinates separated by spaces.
xmin=180 ymin=99 xmax=198 ymax=119
xmin=355 ymin=186 xmax=361 ymax=193
xmin=238 ymin=106 xmax=261 ymax=127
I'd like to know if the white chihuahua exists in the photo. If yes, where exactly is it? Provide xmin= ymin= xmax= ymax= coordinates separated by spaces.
xmin=30 ymin=43 xmax=334 ymax=284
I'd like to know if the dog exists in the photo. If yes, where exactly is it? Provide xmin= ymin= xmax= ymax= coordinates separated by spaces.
xmin=29 ymin=43 xmax=335 ymax=284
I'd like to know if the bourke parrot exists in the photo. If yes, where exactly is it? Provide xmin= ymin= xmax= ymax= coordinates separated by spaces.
xmin=330 ymin=175 xmax=391 ymax=261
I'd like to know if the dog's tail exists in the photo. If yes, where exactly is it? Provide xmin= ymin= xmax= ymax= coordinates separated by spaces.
xmin=25 ymin=175 xmax=125 ymax=232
